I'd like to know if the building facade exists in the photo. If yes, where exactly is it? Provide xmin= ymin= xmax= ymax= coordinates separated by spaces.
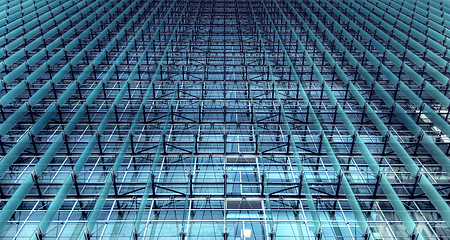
xmin=0 ymin=0 xmax=449 ymax=239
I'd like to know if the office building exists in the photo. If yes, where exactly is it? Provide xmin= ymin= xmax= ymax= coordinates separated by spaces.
xmin=0 ymin=0 xmax=449 ymax=239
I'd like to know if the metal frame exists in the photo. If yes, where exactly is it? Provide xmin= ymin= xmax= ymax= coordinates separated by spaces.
xmin=0 ymin=0 xmax=449 ymax=239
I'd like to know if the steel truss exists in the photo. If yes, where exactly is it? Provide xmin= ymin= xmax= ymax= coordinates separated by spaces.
xmin=0 ymin=0 xmax=449 ymax=239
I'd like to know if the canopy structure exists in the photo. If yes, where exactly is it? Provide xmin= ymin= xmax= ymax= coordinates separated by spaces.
xmin=0 ymin=0 xmax=449 ymax=239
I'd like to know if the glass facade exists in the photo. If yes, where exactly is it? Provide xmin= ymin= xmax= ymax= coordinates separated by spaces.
xmin=0 ymin=0 xmax=449 ymax=239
